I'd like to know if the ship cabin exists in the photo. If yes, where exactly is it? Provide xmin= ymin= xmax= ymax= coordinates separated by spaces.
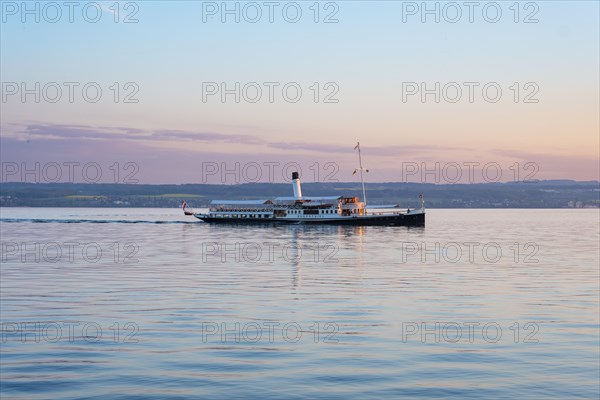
xmin=272 ymin=196 xmax=366 ymax=219
xmin=209 ymin=199 xmax=274 ymax=220
xmin=208 ymin=196 xmax=366 ymax=220
xmin=206 ymin=172 xmax=367 ymax=221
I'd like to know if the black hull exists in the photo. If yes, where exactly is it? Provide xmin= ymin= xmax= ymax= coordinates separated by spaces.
xmin=195 ymin=212 xmax=425 ymax=226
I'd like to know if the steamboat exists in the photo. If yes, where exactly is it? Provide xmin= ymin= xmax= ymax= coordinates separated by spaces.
xmin=192 ymin=143 xmax=425 ymax=226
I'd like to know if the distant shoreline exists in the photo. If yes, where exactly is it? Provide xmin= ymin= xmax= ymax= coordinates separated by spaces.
xmin=2 ymin=181 xmax=598 ymax=209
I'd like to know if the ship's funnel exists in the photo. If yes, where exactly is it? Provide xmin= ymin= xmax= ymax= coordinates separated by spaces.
xmin=292 ymin=171 xmax=302 ymax=200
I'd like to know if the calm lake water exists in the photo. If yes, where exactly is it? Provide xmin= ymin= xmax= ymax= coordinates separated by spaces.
xmin=1 ymin=208 xmax=599 ymax=399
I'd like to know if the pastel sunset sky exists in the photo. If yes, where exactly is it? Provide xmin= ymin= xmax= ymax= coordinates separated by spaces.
xmin=1 ymin=1 xmax=598 ymax=183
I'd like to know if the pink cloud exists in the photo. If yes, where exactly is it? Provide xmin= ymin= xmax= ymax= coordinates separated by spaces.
xmin=1 ymin=122 xmax=597 ymax=183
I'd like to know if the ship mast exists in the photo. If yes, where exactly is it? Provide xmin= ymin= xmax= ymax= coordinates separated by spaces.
xmin=354 ymin=142 xmax=368 ymax=207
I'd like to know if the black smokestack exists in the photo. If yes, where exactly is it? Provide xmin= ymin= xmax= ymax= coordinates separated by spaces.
xmin=292 ymin=172 xmax=299 ymax=180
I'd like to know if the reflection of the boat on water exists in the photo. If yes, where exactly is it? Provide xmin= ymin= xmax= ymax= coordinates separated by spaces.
xmin=177 ymin=220 xmax=425 ymax=290
xmin=186 ymin=224 xmax=425 ymax=289
xmin=197 ymin=222 xmax=424 ymax=238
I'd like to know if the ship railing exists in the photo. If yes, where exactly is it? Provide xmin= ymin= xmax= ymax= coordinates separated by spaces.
xmin=211 ymin=207 xmax=273 ymax=212
xmin=365 ymin=210 xmax=405 ymax=216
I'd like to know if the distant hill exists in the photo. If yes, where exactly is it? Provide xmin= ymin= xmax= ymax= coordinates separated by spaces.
xmin=1 ymin=181 xmax=598 ymax=208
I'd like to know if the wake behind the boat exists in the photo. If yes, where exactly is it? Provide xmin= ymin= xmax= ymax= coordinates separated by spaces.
xmin=0 ymin=218 xmax=196 ymax=224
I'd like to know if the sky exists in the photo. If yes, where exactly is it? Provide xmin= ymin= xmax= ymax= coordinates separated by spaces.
xmin=1 ymin=0 xmax=599 ymax=184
